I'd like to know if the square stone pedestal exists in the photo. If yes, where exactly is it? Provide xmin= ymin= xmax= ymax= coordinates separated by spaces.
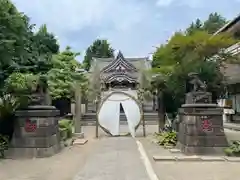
xmin=5 ymin=106 xmax=61 ymax=159
xmin=177 ymin=104 xmax=228 ymax=155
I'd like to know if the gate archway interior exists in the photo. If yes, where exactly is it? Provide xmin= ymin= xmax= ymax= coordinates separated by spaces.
xmin=97 ymin=92 xmax=144 ymax=137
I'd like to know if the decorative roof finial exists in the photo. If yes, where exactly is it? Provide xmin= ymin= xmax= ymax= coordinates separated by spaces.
xmin=116 ymin=50 xmax=125 ymax=60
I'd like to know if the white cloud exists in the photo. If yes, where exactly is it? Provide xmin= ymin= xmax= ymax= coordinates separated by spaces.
xmin=180 ymin=0 xmax=203 ymax=8
xmin=12 ymin=0 xmax=145 ymax=35
xmin=13 ymin=0 xmax=111 ymax=33
xmin=156 ymin=0 xmax=204 ymax=8
xmin=156 ymin=0 xmax=175 ymax=7
xmin=12 ymin=0 xmax=148 ymax=55
xmin=11 ymin=0 xmax=240 ymax=60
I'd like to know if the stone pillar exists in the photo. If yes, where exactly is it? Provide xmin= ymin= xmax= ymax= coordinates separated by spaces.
xmin=6 ymin=105 xmax=61 ymax=158
xmin=74 ymin=88 xmax=84 ymax=138
xmin=177 ymin=104 xmax=228 ymax=155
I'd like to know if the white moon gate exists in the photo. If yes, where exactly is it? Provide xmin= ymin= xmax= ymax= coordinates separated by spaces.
xmin=97 ymin=91 xmax=143 ymax=137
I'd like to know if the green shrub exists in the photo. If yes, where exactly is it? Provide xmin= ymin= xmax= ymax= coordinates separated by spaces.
xmin=0 ymin=135 xmax=9 ymax=158
xmin=155 ymin=131 xmax=177 ymax=147
xmin=224 ymin=140 xmax=240 ymax=157
xmin=59 ymin=119 xmax=73 ymax=141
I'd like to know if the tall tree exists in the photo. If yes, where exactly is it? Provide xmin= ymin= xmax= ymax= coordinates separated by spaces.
xmin=34 ymin=24 xmax=59 ymax=55
xmin=15 ymin=24 xmax=60 ymax=75
xmin=186 ymin=18 xmax=203 ymax=35
xmin=152 ymin=31 xmax=237 ymax=115
xmin=83 ymin=39 xmax=114 ymax=71
xmin=0 ymin=0 xmax=59 ymax=93
xmin=203 ymin=12 xmax=227 ymax=34
xmin=0 ymin=0 xmax=30 ymax=88
xmin=186 ymin=13 xmax=228 ymax=35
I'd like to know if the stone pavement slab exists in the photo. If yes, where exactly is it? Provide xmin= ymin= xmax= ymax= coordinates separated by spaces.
xmin=73 ymin=139 xmax=88 ymax=145
xmin=154 ymin=161 xmax=239 ymax=180
xmin=140 ymin=135 xmax=240 ymax=180
xmin=73 ymin=137 xmax=149 ymax=180
xmin=153 ymin=155 xmax=235 ymax=162
xmin=0 ymin=142 xmax=94 ymax=180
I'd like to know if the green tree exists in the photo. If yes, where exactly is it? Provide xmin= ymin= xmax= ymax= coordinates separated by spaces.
xmin=186 ymin=18 xmax=203 ymax=35
xmin=34 ymin=24 xmax=59 ymax=55
xmin=83 ymin=39 xmax=114 ymax=71
xmin=186 ymin=13 xmax=228 ymax=35
xmin=0 ymin=0 xmax=59 ymax=93
xmin=15 ymin=24 xmax=59 ymax=75
xmin=47 ymin=47 xmax=84 ymax=100
xmin=0 ymin=0 xmax=30 ymax=89
xmin=152 ymin=31 xmax=237 ymax=115
xmin=203 ymin=12 xmax=227 ymax=34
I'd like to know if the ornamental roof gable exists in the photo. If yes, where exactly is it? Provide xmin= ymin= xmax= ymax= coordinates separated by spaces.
xmin=103 ymin=72 xmax=137 ymax=83
xmin=101 ymin=51 xmax=137 ymax=73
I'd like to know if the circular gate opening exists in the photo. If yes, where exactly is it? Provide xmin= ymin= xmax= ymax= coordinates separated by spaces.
xmin=97 ymin=91 xmax=143 ymax=137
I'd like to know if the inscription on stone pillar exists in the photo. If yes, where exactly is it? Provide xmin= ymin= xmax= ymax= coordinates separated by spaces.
xmin=200 ymin=116 xmax=213 ymax=133
xmin=24 ymin=119 xmax=37 ymax=132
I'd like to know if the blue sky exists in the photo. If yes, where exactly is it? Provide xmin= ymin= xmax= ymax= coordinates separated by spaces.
xmin=12 ymin=0 xmax=240 ymax=61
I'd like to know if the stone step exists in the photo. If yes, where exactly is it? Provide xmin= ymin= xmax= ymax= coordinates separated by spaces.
xmin=82 ymin=113 xmax=159 ymax=121
xmin=82 ymin=112 xmax=159 ymax=116
xmin=86 ymin=104 xmax=155 ymax=113
xmin=82 ymin=118 xmax=159 ymax=122
xmin=224 ymin=122 xmax=240 ymax=131
xmin=81 ymin=121 xmax=158 ymax=126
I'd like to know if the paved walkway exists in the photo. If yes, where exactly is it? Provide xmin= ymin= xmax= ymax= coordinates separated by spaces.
xmin=140 ymin=134 xmax=240 ymax=180
xmin=2 ymin=125 xmax=239 ymax=180
xmin=73 ymin=137 xmax=150 ymax=180
xmin=0 ymin=141 xmax=94 ymax=180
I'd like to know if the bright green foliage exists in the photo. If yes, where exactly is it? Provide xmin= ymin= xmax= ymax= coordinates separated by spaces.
xmin=186 ymin=12 xmax=227 ymax=35
xmin=2 ymin=73 xmax=40 ymax=117
xmin=152 ymin=30 xmax=237 ymax=114
xmin=4 ymin=73 xmax=39 ymax=94
xmin=155 ymin=131 xmax=177 ymax=147
xmin=224 ymin=140 xmax=240 ymax=157
xmin=83 ymin=39 xmax=114 ymax=71
xmin=186 ymin=19 xmax=203 ymax=35
xmin=47 ymin=47 xmax=84 ymax=100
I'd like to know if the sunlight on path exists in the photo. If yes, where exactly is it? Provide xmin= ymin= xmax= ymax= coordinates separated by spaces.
xmin=73 ymin=137 xmax=151 ymax=180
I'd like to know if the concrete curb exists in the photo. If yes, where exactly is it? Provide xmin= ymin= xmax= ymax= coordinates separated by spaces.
xmin=153 ymin=155 xmax=240 ymax=162
xmin=224 ymin=123 xmax=240 ymax=131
